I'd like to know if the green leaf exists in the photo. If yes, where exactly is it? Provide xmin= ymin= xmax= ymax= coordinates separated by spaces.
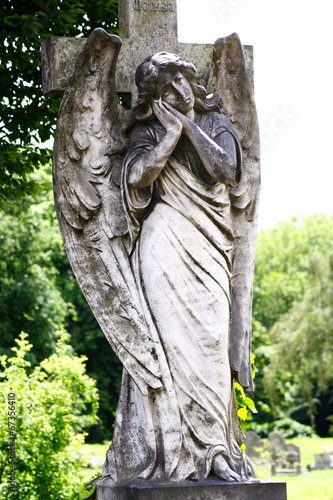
xmin=237 ymin=407 xmax=248 ymax=421
xmin=80 ymin=485 xmax=96 ymax=499
xmin=244 ymin=397 xmax=257 ymax=412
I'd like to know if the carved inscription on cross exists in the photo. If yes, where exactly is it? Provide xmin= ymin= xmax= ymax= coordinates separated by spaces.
xmin=41 ymin=0 xmax=253 ymax=103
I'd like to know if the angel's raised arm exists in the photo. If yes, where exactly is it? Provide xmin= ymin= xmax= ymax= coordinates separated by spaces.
xmin=127 ymin=99 xmax=182 ymax=189
xmin=166 ymin=104 xmax=241 ymax=185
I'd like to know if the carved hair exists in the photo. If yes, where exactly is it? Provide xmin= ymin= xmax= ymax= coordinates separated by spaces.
xmin=134 ymin=52 xmax=221 ymax=121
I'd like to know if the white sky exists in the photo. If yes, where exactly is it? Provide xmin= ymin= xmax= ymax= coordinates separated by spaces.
xmin=177 ymin=0 xmax=333 ymax=229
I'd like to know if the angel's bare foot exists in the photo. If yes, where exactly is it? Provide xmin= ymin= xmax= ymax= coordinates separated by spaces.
xmin=212 ymin=454 xmax=242 ymax=482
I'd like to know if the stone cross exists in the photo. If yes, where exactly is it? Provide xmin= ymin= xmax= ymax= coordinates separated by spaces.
xmin=41 ymin=0 xmax=253 ymax=104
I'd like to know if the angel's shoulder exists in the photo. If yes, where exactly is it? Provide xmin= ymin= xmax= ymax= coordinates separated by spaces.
xmin=129 ymin=120 xmax=164 ymax=144
xmin=198 ymin=111 xmax=236 ymax=140
xmin=211 ymin=111 xmax=234 ymax=130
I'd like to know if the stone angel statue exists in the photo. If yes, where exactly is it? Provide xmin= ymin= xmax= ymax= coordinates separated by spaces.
xmin=53 ymin=28 xmax=260 ymax=484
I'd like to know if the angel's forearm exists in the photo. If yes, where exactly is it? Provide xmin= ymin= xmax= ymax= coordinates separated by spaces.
xmin=185 ymin=122 xmax=237 ymax=183
xmin=127 ymin=130 xmax=180 ymax=188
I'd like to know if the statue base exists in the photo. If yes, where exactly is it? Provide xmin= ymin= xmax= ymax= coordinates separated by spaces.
xmin=93 ymin=476 xmax=287 ymax=500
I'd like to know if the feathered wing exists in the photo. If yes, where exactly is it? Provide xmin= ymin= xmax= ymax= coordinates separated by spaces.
xmin=208 ymin=33 xmax=261 ymax=392
xmin=53 ymin=28 xmax=163 ymax=395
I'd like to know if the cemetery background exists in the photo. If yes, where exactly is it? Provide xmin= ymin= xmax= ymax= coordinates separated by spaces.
xmin=81 ymin=436 xmax=333 ymax=500
xmin=1 ymin=0 xmax=333 ymax=498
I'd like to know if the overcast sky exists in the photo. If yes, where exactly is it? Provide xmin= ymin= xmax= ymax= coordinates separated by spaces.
xmin=177 ymin=0 xmax=333 ymax=229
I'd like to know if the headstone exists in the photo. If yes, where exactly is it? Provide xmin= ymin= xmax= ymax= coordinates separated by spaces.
xmin=245 ymin=431 xmax=263 ymax=459
xmin=269 ymin=434 xmax=301 ymax=475
xmin=315 ymin=453 xmax=332 ymax=468
xmin=307 ymin=453 xmax=333 ymax=471
xmin=285 ymin=444 xmax=300 ymax=466
xmin=268 ymin=432 xmax=287 ymax=456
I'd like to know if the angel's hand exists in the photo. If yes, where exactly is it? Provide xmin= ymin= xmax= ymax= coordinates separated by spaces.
xmin=152 ymin=98 xmax=182 ymax=137
xmin=163 ymin=101 xmax=237 ymax=184
xmin=162 ymin=101 xmax=194 ymax=133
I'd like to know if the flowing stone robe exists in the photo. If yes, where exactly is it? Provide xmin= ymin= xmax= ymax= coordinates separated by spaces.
xmin=103 ymin=110 xmax=246 ymax=482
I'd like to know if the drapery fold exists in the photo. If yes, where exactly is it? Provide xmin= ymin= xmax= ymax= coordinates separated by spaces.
xmin=103 ymin=112 xmax=246 ymax=482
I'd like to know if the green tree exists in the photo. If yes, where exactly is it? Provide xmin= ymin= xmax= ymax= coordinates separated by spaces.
xmin=263 ymin=254 xmax=333 ymax=434
xmin=0 ymin=332 xmax=99 ymax=499
xmin=251 ymin=214 xmax=333 ymax=432
xmin=63 ymin=305 xmax=123 ymax=441
xmin=0 ymin=173 xmax=71 ymax=362
xmin=253 ymin=214 xmax=333 ymax=332
xmin=0 ymin=0 xmax=118 ymax=203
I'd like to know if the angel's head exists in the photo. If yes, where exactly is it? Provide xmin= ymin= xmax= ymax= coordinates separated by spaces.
xmin=134 ymin=52 xmax=220 ymax=121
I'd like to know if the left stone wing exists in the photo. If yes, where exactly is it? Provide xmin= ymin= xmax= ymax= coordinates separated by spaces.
xmin=53 ymin=28 xmax=163 ymax=395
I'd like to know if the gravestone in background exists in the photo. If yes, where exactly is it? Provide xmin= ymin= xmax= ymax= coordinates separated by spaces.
xmin=307 ymin=453 xmax=333 ymax=471
xmin=245 ymin=431 xmax=263 ymax=459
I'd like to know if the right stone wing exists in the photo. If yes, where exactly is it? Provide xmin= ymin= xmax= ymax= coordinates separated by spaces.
xmin=208 ymin=33 xmax=261 ymax=392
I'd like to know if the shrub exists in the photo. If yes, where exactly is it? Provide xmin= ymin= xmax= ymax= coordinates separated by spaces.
xmin=249 ymin=417 xmax=315 ymax=439
xmin=0 ymin=332 xmax=99 ymax=499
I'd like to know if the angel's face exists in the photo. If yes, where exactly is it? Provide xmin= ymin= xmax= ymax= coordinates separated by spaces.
xmin=160 ymin=70 xmax=195 ymax=115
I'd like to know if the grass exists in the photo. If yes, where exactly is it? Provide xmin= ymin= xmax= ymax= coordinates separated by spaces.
xmin=254 ymin=437 xmax=333 ymax=500
xmin=79 ymin=437 xmax=333 ymax=499
xmin=79 ymin=442 xmax=109 ymax=483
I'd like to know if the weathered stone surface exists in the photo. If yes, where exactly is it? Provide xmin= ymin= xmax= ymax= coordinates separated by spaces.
xmin=314 ymin=453 xmax=332 ymax=468
xmin=268 ymin=432 xmax=287 ymax=455
xmin=268 ymin=432 xmax=301 ymax=475
xmin=93 ymin=477 xmax=287 ymax=500
xmin=285 ymin=444 xmax=300 ymax=465
xmin=52 ymin=30 xmax=261 ymax=481
xmin=49 ymin=0 xmax=264 ymax=490
xmin=41 ymin=36 xmax=85 ymax=95
xmin=41 ymin=0 xmax=253 ymax=97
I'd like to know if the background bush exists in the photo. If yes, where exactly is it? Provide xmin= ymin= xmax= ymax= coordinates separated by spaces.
xmin=249 ymin=417 xmax=315 ymax=439
xmin=0 ymin=332 xmax=98 ymax=500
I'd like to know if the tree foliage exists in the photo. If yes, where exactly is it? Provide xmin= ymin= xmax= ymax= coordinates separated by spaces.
xmin=264 ymin=253 xmax=333 ymax=434
xmin=252 ymin=214 xmax=333 ymax=434
xmin=0 ymin=0 xmax=118 ymax=203
xmin=253 ymin=214 xmax=333 ymax=332
xmin=0 ymin=332 xmax=98 ymax=499
xmin=0 ymin=172 xmax=70 ymax=362
xmin=53 ymin=255 xmax=123 ymax=440
xmin=1 ymin=0 xmax=122 ymax=438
